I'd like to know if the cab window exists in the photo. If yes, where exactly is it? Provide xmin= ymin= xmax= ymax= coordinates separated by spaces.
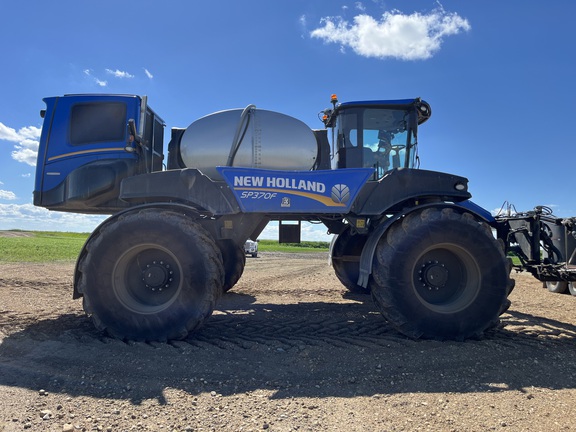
xmin=70 ymin=102 xmax=127 ymax=145
xmin=336 ymin=107 xmax=415 ymax=178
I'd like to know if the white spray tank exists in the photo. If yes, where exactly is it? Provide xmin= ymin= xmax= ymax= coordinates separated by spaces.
xmin=178 ymin=106 xmax=319 ymax=179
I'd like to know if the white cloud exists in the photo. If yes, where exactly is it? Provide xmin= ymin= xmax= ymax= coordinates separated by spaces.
xmin=310 ymin=8 xmax=470 ymax=60
xmin=144 ymin=68 xmax=154 ymax=79
xmin=11 ymin=146 xmax=38 ymax=166
xmin=0 ymin=122 xmax=21 ymax=142
xmin=0 ymin=122 xmax=41 ymax=166
xmin=83 ymin=69 xmax=108 ymax=86
xmin=0 ymin=190 xmax=17 ymax=200
xmin=105 ymin=68 xmax=134 ymax=79
xmin=0 ymin=203 xmax=106 ymax=232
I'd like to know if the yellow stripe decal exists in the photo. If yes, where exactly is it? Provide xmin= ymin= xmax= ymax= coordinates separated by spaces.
xmin=47 ymin=147 xmax=126 ymax=162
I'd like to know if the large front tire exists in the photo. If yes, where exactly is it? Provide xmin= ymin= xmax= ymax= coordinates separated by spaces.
xmin=77 ymin=209 xmax=224 ymax=341
xmin=370 ymin=208 xmax=513 ymax=340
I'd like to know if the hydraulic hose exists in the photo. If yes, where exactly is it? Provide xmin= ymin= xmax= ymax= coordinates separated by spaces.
xmin=227 ymin=104 xmax=256 ymax=167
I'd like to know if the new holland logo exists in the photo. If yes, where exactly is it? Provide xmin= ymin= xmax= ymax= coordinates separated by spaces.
xmin=216 ymin=166 xmax=375 ymax=212
xmin=331 ymin=184 xmax=350 ymax=204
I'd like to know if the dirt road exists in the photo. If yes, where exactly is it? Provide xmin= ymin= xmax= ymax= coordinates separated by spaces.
xmin=1 ymin=253 xmax=576 ymax=431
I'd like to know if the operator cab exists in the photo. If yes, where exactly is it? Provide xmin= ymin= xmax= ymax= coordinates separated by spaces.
xmin=34 ymin=94 xmax=165 ymax=212
xmin=322 ymin=96 xmax=431 ymax=179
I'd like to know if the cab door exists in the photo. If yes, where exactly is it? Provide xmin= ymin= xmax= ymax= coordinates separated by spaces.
xmin=34 ymin=95 xmax=143 ymax=211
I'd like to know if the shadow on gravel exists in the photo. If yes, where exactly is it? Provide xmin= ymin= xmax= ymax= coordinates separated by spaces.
xmin=1 ymin=299 xmax=576 ymax=405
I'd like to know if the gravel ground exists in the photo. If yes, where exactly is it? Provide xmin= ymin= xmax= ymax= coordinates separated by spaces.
xmin=1 ymin=252 xmax=576 ymax=431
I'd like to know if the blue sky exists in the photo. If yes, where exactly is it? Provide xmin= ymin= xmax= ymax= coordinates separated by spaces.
xmin=0 ymin=1 xmax=574 ymax=240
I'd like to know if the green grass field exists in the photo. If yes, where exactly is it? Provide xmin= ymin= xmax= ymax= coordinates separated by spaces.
xmin=507 ymin=253 xmax=522 ymax=266
xmin=0 ymin=231 xmax=329 ymax=262
xmin=0 ymin=231 xmax=89 ymax=262
xmin=256 ymin=240 xmax=329 ymax=253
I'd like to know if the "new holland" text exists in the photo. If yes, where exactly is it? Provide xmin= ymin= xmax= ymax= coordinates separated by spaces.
xmin=233 ymin=176 xmax=326 ymax=193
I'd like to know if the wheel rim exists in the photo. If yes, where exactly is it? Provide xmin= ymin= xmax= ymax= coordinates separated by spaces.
xmin=112 ymin=243 xmax=183 ymax=314
xmin=412 ymin=243 xmax=481 ymax=313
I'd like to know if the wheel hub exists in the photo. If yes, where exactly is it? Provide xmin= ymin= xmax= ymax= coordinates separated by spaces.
xmin=142 ymin=261 xmax=173 ymax=292
xmin=419 ymin=261 xmax=449 ymax=290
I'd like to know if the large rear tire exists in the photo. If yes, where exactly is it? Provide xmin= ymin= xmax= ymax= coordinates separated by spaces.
xmin=218 ymin=240 xmax=246 ymax=292
xmin=370 ymin=207 xmax=513 ymax=340
xmin=331 ymin=227 xmax=369 ymax=294
xmin=77 ymin=209 xmax=224 ymax=341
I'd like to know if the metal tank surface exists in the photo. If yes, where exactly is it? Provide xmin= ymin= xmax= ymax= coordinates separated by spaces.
xmin=179 ymin=107 xmax=319 ymax=179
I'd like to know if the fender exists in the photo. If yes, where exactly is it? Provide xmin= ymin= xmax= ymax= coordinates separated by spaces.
xmin=357 ymin=200 xmax=494 ymax=288
xmin=119 ymin=168 xmax=241 ymax=215
xmin=454 ymin=200 xmax=495 ymax=223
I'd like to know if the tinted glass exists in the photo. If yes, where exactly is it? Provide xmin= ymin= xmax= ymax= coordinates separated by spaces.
xmin=70 ymin=102 xmax=126 ymax=145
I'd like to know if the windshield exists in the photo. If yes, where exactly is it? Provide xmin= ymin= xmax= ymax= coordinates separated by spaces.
xmin=335 ymin=107 xmax=417 ymax=179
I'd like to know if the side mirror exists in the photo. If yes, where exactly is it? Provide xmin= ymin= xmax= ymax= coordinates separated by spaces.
xmin=125 ymin=119 xmax=143 ymax=153
xmin=127 ymin=119 xmax=140 ymax=143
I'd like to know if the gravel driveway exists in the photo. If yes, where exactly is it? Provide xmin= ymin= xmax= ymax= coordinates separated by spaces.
xmin=1 ymin=253 xmax=576 ymax=431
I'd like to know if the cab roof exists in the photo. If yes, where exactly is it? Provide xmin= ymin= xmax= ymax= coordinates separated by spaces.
xmin=337 ymin=98 xmax=431 ymax=125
